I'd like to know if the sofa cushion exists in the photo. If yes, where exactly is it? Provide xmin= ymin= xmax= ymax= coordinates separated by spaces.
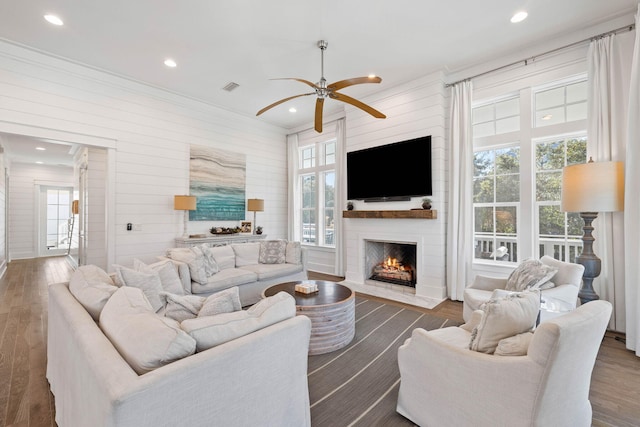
xmin=505 ymin=259 xmax=557 ymax=292
xmin=191 ymin=268 xmax=258 ymax=294
xmin=286 ymin=241 xmax=302 ymax=264
xmin=495 ymin=332 xmax=534 ymax=356
xmin=238 ymin=263 xmax=304 ymax=281
xmin=69 ymin=265 xmax=118 ymax=321
xmin=232 ymin=243 xmax=260 ymax=267
xmin=161 ymin=292 xmax=206 ymax=322
xmin=469 ymin=290 xmax=539 ymax=354
xmin=133 ymin=259 xmax=185 ymax=295
xmin=114 ymin=265 xmax=165 ymax=312
xmin=208 ymin=245 xmax=236 ymax=270
xmin=259 ymin=240 xmax=287 ymax=264
xmin=199 ymin=286 xmax=242 ymax=317
xmin=180 ymin=291 xmax=295 ymax=351
xmin=100 ymin=287 xmax=196 ymax=375
xmin=165 ymin=247 xmax=210 ymax=285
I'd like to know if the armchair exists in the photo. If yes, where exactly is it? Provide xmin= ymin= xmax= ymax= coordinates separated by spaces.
xmin=396 ymin=300 xmax=612 ymax=427
xmin=463 ymin=255 xmax=585 ymax=322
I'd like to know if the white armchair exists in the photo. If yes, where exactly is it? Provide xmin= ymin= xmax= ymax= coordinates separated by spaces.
xmin=396 ymin=300 xmax=612 ymax=427
xmin=463 ymin=255 xmax=585 ymax=322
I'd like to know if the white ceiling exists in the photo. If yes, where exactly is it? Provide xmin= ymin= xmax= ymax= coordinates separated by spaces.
xmin=0 ymin=0 xmax=638 ymax=163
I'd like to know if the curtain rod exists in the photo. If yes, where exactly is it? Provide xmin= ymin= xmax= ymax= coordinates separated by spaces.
xmin=445 ymin=23 xmax=636 ymax=88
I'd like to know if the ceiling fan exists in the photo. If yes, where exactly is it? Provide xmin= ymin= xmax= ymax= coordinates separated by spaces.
xmin=256 ymin=40 xmax=386 ymax=133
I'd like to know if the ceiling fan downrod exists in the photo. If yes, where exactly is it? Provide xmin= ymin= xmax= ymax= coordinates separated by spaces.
xmin=317 ymin=40 xmax=328 ymax=98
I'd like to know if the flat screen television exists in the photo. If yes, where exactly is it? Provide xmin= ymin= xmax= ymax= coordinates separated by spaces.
xmin=347 ymin=135 xmax=432 ymax=202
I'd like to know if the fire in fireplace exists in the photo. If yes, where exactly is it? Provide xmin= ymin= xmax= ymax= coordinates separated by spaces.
xmin=371 ymin=256 xmax=415 ymax=287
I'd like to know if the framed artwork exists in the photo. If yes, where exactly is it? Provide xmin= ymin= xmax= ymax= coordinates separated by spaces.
xmin=240 ymin=221 xmax=252 ymax=234
xmin=189 ymin=145 xmax=246 ymax=221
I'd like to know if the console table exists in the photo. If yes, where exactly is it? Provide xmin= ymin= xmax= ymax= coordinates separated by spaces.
xmin=175 ymin=234 xmax=267 ymax=248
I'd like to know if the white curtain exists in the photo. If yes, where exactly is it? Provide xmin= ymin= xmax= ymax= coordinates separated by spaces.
xmin=334 ymin=118 xmax=346 ymax=276
xmin=287 ymin=133 xmax=300 ymax=241
xmin=625 ymin=8 xmax=640 ymax=356
xmin=587 ymin=34 xmax=628 ymax=330
xmin=447 ymin=81 xmax=473 ymax=301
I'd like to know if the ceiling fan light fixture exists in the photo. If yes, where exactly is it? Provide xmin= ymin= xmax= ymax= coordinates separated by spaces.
xmin=368 ymin=74 xmax=377 ymax=78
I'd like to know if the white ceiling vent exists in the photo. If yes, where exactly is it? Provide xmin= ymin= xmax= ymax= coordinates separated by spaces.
xmin=222 ymin=82 xmax=240 ymax=92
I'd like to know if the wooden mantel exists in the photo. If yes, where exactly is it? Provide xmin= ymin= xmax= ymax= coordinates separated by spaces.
xmin=342 ymin=210 xmax=437 ymax=219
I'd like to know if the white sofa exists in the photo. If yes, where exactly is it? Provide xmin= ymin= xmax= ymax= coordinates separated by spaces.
xmin=164 ymin=240 xmax=308 ymax=305
xmin=47 ymin=276 xmax=312 ymax=426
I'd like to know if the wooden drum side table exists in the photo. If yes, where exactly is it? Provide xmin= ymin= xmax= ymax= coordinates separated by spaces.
xmin=263 ymin=280 xmax=355 ymax=355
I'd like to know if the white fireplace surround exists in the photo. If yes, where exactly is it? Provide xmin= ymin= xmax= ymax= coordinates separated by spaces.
xmin=341 ymin=230 xmax=445 ymax=310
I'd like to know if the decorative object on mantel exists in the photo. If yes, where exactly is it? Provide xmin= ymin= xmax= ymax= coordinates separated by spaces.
xmin=343 ymin=210 xmax=437 ymax=219
xmin=421 ymin=197 xmax=432 ymax=210
xmin=174 ymin=195 xmax=197 ymax=238
xmin=255 ymin=226 xmax=263 ymax=235
xmin=346 ymin=201 xmax=354 ymax=211
xmin=561 ymin=158 xmax=624 ymax=304
xmin=210 ymin=226 xmax=241 ymax=235
xmin=247 ymin=198 xmax=264 ymax=235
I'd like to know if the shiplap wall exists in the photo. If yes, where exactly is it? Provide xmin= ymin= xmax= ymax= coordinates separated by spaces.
xmin=0 ymin=40 xmax=288 ymax=270
xmin=0 ymin=144 xmax=6 ymax=275
xmin=342 ymin=71 xmax=449 ymax=299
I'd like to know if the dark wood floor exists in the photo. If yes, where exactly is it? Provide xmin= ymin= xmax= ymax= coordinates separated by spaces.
xmin=0 ymin=258 xmax=638 ymax=426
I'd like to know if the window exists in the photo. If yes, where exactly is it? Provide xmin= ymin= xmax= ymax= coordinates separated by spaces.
xmin=299 ymin=139 xmax=336 ymax=247
xmin=472 ymin=76 xmax=587 ymax=265
xmin=45 ymin=187 xmax=72 ymax=251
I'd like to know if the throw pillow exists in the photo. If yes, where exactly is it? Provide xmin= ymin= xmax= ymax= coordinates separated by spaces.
xmin=165 ymin=247 xmax=210 ymax=285
xmin=161 ymin=292 xmax=206 ymax=322
xmin=494 ymin=332 xmax=534 ymax=356
xmin=100 ymin=287 xmax=196 ymax=374
xmin=133 ymin=259 xmax=184 ymax=295
xmin=181 ymin=291 xmax=295 ymax=352
xmin=68 ymin=265 xmax=118 ymax=321
xmin=113 ymin=265 xmax=164 ymax=312
xmin=505 ymin=259 xmax=557 ymax=292
xmin=259 ymin=240 xmax=287 ymax=264
xmin=469 ymin=289 xmax=540 ymax=354
xmin=198 ymin=287 xmax=242 ymax=317
xmin=208 ymin=245 xmax=236 ymax=270
xmin=193 ymin=245 xmax=219 ymax=276
xmin=231 ymin=243 xmax=260 ymax=267
xmin=285 ymin=241 xmax=302 ymax=264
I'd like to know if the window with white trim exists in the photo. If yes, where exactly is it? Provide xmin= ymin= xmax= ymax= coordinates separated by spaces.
xmin=472 ymin=76 xmax=588 ymax=264
xmin=298 ymin=139 xmax=336 ymax=247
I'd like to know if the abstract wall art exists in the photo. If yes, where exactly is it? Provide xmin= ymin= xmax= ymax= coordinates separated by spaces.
xmin=189 ymin=145 xmax=246 ymax=221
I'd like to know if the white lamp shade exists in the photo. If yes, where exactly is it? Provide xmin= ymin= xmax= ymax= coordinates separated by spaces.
xmin=561 ymin=161 xmax=624 ymax=213
xmin=174 ymin=195 xmax=197 ymax=211
xmin=247 ymin=198 xmax=264 ymax=212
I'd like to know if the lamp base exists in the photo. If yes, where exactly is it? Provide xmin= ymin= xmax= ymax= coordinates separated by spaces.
xmin=577 ymin=212 xmax=601 ymax=305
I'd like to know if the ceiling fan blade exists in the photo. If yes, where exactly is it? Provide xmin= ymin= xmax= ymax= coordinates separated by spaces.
xmin=330 ymin=92 xmax=386 ymax=119
xmin=328 ymin=76 xmax=382 ymax=91
xmin=271 ymin=78 xmax=320 ymax=90
xmin=315 ymin=98 xmax=324 ymax=133
xmin=256 ymin=92 xmax=315 ymax=116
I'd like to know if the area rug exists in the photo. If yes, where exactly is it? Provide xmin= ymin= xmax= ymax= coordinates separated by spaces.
xmin=307 ymin=295 xmax=461 ymax=426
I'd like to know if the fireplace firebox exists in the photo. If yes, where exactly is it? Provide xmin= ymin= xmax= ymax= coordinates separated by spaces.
xmin=365 ymin=240 xmax=417 ymax=287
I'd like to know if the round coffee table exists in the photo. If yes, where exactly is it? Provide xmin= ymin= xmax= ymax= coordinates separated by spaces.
xmin=263 ymin=280 xmax=355 ymax=355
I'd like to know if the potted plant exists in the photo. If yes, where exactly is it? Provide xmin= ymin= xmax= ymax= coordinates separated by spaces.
xmin=346 ymin=201 xmax=354 ymax=211
xmin=255 ymin=226 xmax=263 ymax=235
xmin=421 ymin=197 xmax=432 ymax=210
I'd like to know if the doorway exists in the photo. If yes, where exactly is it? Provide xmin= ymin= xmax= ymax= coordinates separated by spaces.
xmin=39 ymin=186 xmax=74 ymax=256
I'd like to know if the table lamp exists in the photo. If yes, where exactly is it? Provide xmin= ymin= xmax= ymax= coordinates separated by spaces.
xmin=174 ymin=195 xmax=197 ymax=238
xmin=561 ymin=158 xmax=624 ymax=304
xmin=247 ymin=199 xmax=264 ymax=234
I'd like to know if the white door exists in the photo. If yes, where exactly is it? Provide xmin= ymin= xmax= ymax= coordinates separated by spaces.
xmin=39 ymin=186 xmax=73 ymax=256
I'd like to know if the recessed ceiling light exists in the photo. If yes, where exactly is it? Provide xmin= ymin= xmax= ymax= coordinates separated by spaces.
xmin=44 ymin=14 xmax=64 ymax=26
xmin=541 ymin=114 xmax=553 ymax=120
xmin=36 ymin=161 xmax=44 ymax=164
xmin=289 ymin=107 xmax=297 ymax=113
xmin=164 ymin=59 xmax=177 ymax=68
xmin=36 ymin=146 xmax=46 ymax=151
xmin=511 ymin=11 xmax=528 ymax=23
